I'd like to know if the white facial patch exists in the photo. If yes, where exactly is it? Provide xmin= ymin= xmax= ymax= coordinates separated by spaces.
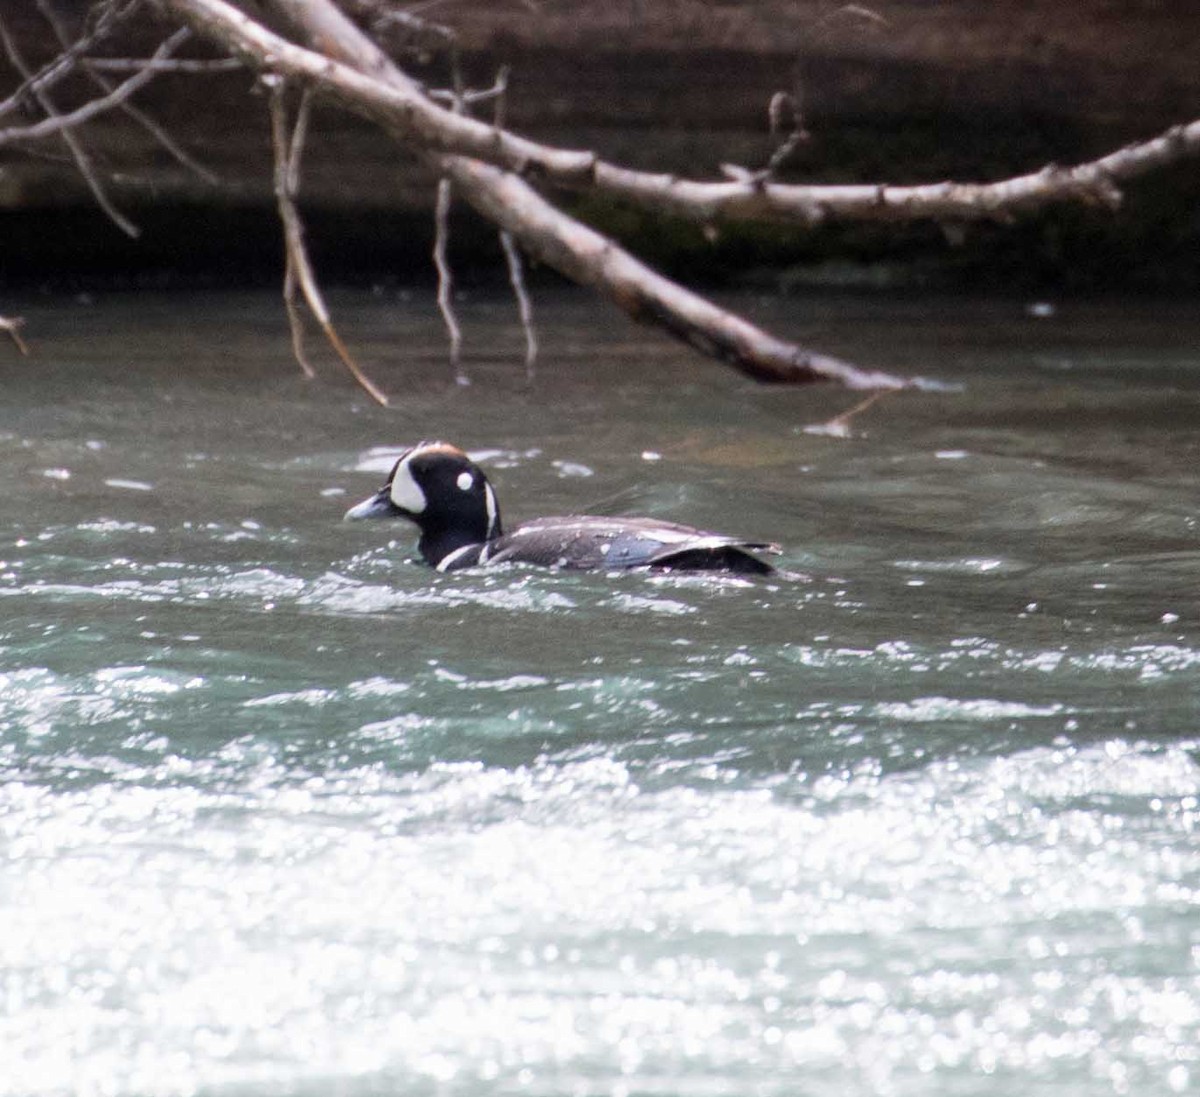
xmin=456 ymin=471 xmax=474 ymax=492
xmin=388 ymin=456 xmax=427 ymax=514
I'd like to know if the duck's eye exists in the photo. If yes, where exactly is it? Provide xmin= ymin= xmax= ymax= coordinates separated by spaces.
xmin=456 ymin=471 xmax=474 ymax=492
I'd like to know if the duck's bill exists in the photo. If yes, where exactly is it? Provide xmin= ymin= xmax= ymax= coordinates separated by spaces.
xmin=344 ymin=489 xmax=394 ymax=521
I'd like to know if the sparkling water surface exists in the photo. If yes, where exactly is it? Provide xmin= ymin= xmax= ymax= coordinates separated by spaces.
xmin=0 ymin=290 xmax=1197 ymax=1096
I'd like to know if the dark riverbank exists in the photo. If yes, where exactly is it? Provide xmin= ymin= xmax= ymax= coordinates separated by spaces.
xmin=2 ymin=0 xmax=1199 ymax=292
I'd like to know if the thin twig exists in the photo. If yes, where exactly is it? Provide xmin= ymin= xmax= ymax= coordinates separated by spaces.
xmin=499 ymin=230 xmax=537 ymax=384
xmin=804 ymin=389 xmax=890 ymax=438
xmin=372 ymin=8 xmax=456 ymax=48
xmin=764 ymin=91 xmax=808 ymax=178
xmin=269 ymin=81 xmax=316 ymax=378
xmin=0 ymin=0 xmax=139 ymax=124
xmin=432 ymin=35 xmax=470 ymax=387
xmin=0 ymin=27 xmax=190 ymax=146
xmin=0 ymin=315 xmax=30 ymax=356
xmin=279 ymin=85 xmax=315 ymax=377
xmin=433 ymin=175 xmax=467 ymax=385
xmin=85 ymin=56 xmax=244 ymax=73
xmin=0 ymin=12 xmax=168 ymax=237
xmin=285 ymin=84 xmax=310 ymax=194
xmin=492 ymin=64 xmax=510 ymax=132
xmin=281 ymin=261 xmax=315 ymax=377
xmin=267 ymin=78 xmax=388 ymax=400
xmin=282 ymin=88 xmax=318 ymax=373
xmin=267 ymin=77 xmax=389 ymax=404
xmin=491 ymin=67 xmax=534 ymax=382
xmin=34 ymin=0 xmax=218 ymax=185
xmin=428 ymin=73 xmax=508 ymax=108
xmin=0 ymin=22 xmax=189 ymax=238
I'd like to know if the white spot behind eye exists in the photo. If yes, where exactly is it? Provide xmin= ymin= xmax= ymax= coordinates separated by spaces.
xmin=456 ymin=471 xmax=474 ymax=492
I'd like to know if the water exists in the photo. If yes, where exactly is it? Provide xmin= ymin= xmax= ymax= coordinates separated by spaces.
xmin=0 ymin=288 xmax=1197 ymax=1097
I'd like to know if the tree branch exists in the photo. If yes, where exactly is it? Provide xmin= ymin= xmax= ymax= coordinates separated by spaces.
xmin=34 ymin=0 xmax=218 ymax=185
xmin=0 ymin=11 xmax=142 ymax=236
xmin=0 ymin=0 xmax=141 ymax=123
xmin=500 ymin=229 xmax=537 ymax=384
xmin=267 ymin=77 xmax=390 ymax=404
xmin=84 ymin=56 xmax=244 ymax=73
xmin=433 ymin=176 xmax=468 ymax=386
xmin=160 ymin=0 xmax=1200 ymax=231
xmin=0 ymin=33 xmax=185 ymax=147
xmin=165 ymin=0 xmax=909 ymax=388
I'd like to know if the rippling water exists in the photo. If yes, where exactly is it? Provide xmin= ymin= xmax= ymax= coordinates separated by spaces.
xmin=1 ymin=290 xmax=1197 ymax=1096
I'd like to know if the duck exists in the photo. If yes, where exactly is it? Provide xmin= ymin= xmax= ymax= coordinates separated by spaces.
xmin=344 ymin=442 xmax=780 ymax=575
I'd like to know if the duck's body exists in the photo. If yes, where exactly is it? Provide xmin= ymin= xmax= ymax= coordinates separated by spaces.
xmin=435 ymin=515 xmax=778 ymax=574
xmin=345 ymin=442 xmax=779 ymax=575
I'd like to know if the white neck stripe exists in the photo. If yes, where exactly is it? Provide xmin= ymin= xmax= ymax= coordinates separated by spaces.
xmin=436 ymin=543 xmax=478 ymax=572
xmin=484 ymin=483 xmax=499 ymax=539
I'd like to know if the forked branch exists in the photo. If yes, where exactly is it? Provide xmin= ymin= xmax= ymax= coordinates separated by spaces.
xmin=161 ymin=0 xmax=1200 ymax=229
xmin=0 ymin=0 xmax=140 ymax=123
xmin=267 ymin=77 xmax=390 ymax=405
xmin=0 ymin=26 xmax=190 ymax=148
xmin=166 ymin=0 xmax=910 ymax=389
xmin=34 ymin=0 xmax=218 ymax=185
xmin=0 ymin=10 xmax=181 ymax=237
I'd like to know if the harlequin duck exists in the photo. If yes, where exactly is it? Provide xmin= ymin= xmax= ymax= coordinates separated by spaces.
xmin=344 ymin=442 xmax=780 ymax=575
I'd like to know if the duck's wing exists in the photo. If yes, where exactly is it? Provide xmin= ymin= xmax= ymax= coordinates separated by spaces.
xmin=485 ymin=516 xmax=779 ymax=573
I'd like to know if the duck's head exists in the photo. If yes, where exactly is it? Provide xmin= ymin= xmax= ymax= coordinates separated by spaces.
xmin=344 ymin=442 xmax=502 ymax=567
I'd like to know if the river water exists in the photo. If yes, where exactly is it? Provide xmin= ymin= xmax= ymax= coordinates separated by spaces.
xmin=1 ymin=288 xmax=1197 ymax=1096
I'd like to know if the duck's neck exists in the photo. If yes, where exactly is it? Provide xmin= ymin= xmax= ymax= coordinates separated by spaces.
xmin=418 ymin=520 xmax=501 ymax=570
xmin=417 ymin=488 xmax=503 ymax=569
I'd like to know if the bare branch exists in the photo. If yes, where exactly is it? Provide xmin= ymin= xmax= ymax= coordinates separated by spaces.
xmin=161 ymin=0 xmax=600 ymax=174
xmin=427 ymin=70 xmax=508 ymax=108
xmin=429 ymin=12 xmax=469 ymax=387
xmin=167 ymin=0 xmax=907 ymax=389
xmin=34 ymin=0 xmax=218 ymax=185
xmin=0 ymin=22 xmax=192 ymax=238
xmin=267 ymin=77 xmax=390 ymax=404
xmin=0 ymin=315 xmax=30 ymax=356
xmin=455 ymin=152 xmax=906 ymax=387
xmin=84 ymin=56 xmax=244 ymax=73
xmin=764 ymin=91 xmax=808 ymax=178
xmin=160 ymin=0 xmax=1200 ymax=236
xmin=0 ymin=13 xmax=140 ymax=236
xmin=433 ymin=176 xmax=468 ymax=386
xmin=500 ymin=230 xmax=537 ymax=384
xmin=271 ymin=84 xmax=317 ymax=381
xmin=493 ymin=68 xmax=535 ymax=382
xmin=804 ymin=390 xmax=890 ymax=439
xmin=0 ymin=27 xmax=191 ymax=147
xmin=0 ymin=0 xmax=140 ymax=124
xmin=284 ymin=81 xmax=310 ymax=195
